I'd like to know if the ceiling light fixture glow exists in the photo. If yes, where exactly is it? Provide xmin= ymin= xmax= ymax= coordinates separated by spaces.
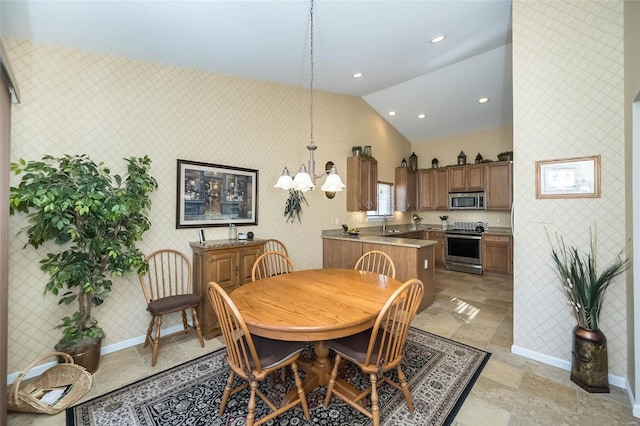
xmin=431 ymin=35 xmax=446 ymax=43
xmin=418 ymin=113 xmax=426 ymax=119
xmin=478 ymin=97 xmax=489 ymax=104
xmin=388 ymin=111 xmax=397 ymax=117
xmin=352 ymin=72 xmax=363 ymax=78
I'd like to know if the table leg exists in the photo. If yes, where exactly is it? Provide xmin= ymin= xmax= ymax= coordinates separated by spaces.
xmin=282 ymin=340 xmax=362 ymax=406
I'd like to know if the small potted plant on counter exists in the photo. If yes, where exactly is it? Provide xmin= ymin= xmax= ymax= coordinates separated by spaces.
xmin=412 ymin=213 xmax=423 ymax=229
xmin=439 ymin=215 xmax=449 ymax=229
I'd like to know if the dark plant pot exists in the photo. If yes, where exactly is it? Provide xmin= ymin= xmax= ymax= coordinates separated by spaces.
xmin=55 ymin=338 xmax=102 ymax=374
xmin=497 ymin=153 xmax=513 ymax=161
xmin=570 ymin=326 xmax=609 ymax=393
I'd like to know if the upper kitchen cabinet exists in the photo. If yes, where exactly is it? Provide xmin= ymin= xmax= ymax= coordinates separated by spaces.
xmin=448 ymin=164 xmax=484 ymax=192
xmin=417 ymin=168 xmax=448 ymax=211
xmin=485 ymin=161 xmax=513 ymax=211
xmin=347 ymin=156 xmax=377 ymax=211
xmin=395 ymin=167 xmax=417 ymax=212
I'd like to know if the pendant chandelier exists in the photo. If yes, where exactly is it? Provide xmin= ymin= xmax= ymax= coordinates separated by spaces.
xmin=274 ymin=0 xmax=345 ymax=195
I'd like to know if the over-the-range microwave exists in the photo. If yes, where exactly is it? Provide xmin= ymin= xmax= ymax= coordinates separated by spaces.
xmin=449 ymin=192 xmax=485 ymax=210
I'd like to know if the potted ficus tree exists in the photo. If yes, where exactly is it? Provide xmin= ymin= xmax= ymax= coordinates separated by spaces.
xmin=9 ymin=154 xmax=158 ymax=373
xmin=548 ymin=226 xmax=629 ymax=393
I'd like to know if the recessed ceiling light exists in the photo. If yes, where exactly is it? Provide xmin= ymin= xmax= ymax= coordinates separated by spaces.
xmin=431 ymin=35 xmax=446 ymax=43
xmin=388 ymin=111 xmax=397 ymax=117
xmin=352 ymin=72 xmax=363 ymax=78
xmin=478 ymin=97 xmax=489 ymax=104
xmin=418 ymin=113 xmax=426 ymax=119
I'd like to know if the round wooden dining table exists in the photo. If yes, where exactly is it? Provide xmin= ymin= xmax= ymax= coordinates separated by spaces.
xmin=230 ymin=268 xmax=402 ymax=403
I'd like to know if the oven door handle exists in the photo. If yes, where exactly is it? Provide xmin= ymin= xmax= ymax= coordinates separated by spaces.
xmin=446 ymin=234 xmax=482 ymax=240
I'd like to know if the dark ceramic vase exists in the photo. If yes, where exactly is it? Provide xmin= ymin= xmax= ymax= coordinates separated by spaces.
xmin=56 ymin=338 xmax=101 ymax=374
xmin=570 ymin=326 xmax=609 ymax=393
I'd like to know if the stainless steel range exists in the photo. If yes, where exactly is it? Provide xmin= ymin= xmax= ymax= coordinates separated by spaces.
xmin=445 ymin=221 xmax=488 ymax=275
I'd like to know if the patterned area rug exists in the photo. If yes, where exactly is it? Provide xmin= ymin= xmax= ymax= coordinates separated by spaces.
xmin=67 ymin=328 xmax=490 ymax=426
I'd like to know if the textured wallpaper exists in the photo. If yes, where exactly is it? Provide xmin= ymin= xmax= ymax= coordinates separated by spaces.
xmin=512 ymin=0 xmax=628 ymax=377
xmin=4 ymin=38 xmax=412 ymax=373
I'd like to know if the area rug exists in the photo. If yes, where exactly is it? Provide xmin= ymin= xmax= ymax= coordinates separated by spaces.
xmin=67 ymin=327 xmax=490 ymax=426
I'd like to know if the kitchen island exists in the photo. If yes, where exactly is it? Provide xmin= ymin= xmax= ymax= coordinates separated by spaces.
xmin=322 ymin=227 xmax=437 ymax=311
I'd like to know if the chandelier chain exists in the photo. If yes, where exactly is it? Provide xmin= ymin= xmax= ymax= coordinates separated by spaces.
xmin=309 ymin=0 xmax=314 ymax=147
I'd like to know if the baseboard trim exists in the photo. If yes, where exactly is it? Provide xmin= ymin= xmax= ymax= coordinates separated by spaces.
xmin=7 ymin=324 xmax=186 ymax=385
xmin=511 ymin=344 xmax=638 ymax=419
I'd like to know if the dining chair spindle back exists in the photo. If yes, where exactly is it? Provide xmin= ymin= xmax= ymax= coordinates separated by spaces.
xmin=324 ymin=278 xmax=424 ymax=426
xmin=207 ymin=281 xmax=310 ymax=426
xmin=263 ymin=239 xmax=289 ymax=257
xmin=137 ymin=248 xmax=204 ymax=367
xmin=251 ymin=251 xmax=295 ymax=281
xmin=354 ymin=250 xmax=396 ymax=278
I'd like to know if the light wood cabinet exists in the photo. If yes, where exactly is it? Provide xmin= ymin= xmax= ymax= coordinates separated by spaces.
xmin=448 ymin=164 xmax=484 ymax=192
xmin=395 ymin=167 xmax=417 ymax=211
xmin=191 ymin=240 xmax=265 ymax=339
xmin=485 ymin=161 xmax=513 ymax=211
xmin=322 ymin=237 xmax=436 ymax=312
xmin=427 ymin=230 xmax=446 ymax=266
xmin=418 ymin=168 xmax=448 ymax=211
xmin=347 ymin=156 xmax=377 ymax=211
xmin=482 ymin=234 xmax=512 ymax=275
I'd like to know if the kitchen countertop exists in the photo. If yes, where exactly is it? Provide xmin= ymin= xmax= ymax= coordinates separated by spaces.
xmin=322 ymin=223 xmax=512 ymax=248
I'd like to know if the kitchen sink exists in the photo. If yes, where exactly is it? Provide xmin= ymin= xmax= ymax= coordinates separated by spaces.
xmin=384 ymin=229 xmax=400 ymax=233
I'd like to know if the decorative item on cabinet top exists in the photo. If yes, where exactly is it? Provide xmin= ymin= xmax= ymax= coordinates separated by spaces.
xmin=409 ymin=152 xmax=418 ymax=170
xmin=352 ymin=146 xmax=362 ymax=156
xmin=457 ymin=151 xmax=467 ymax=165
xmin=401 ymin=158 xmax=407 ymax=167
xmin=431 ymin=158 xmax=439 ymax=168
xmin=475 ymin=153 xmax=483 ymax=163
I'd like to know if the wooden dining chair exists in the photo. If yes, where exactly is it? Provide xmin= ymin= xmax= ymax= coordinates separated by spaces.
xmin=354 ymin=250 xmax=396 ymax=278
xmin=138 ymin=248 xmax=204 ymax=367
xmin=323 ymin=278 xmax=424 ymax=426
xmin=251 ymin=251 xmax=295 ymax=281
xmin=207 ymin=281 xmax=310 ymax=426
xmin=263 ymin=238 xmax=289 ymax=256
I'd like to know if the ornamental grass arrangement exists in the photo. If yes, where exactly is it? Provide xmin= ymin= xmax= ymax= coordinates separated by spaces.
xmin=548 ymin=227 xmax=629 ymax=331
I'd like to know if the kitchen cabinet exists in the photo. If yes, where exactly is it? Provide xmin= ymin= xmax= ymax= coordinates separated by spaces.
xmin=448 ymin=164 xmax=484 ymax=192
xmin=418 ymin=168 xmax=448 ymax=211
xmin=427 ymin=230 xmax=446 ymax=266
xmin=485 ymin=161 xmax=513 ymax=211
xmin=347 ymin=156 xmax=377 ymax=211
xmin=191 ymin=240 xmax=265 ymax=339
xmin=482 ymin=234 xmax=512 ymax=275
xmin=395 ymin=167 xmax=417 ymax=211
xmin=322 ymin=236 xmax=435 ymax=312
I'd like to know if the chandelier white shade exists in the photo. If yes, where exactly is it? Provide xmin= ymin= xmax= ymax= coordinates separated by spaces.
xmin=273 ymin=0 xmax=344 ymax=195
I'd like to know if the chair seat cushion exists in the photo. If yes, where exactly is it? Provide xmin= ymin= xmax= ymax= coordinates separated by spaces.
xmin=327 ymin=328 xmax=387 ymax=364
xmin=147 ymin=294 xmax=200 ymax=315
xmin=244 ymin=335 xmax=306 ymax=369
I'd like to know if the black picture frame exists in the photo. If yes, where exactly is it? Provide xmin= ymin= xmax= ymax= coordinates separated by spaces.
xmin=176 ymin=159 xmax=258 ymax=228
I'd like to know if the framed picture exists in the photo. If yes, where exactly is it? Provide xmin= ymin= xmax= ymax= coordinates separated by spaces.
xmin=177 ymin=159 xmax=258 ymax=228
xmin=535 ymin=155 xmax=600 ymax=199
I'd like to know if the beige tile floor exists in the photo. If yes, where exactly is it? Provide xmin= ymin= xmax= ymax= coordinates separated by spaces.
xmin=8 ymin=268 xmax=639 ymax=425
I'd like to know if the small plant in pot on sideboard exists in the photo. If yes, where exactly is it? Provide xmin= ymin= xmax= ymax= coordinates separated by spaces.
xmin=9 ymin=154 xmax=158 ymax=373
xmin=548 ymin=227 xmax=629 ymax=393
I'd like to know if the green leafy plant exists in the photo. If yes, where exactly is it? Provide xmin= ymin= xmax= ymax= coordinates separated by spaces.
xmin=10 ymin=154 xmax=158 ymax=348
xmin=284 ymin=189 xmax=308 ymax=223
xmin=548 ymin=227 xmax=629 ymax=331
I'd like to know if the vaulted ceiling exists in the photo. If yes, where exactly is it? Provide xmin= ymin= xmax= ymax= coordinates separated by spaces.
xmin=1 ymin=0 xmax=513 ymax=143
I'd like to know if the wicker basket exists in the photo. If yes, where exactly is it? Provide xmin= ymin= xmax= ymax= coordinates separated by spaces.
xmin=8 ymin=351 xmax=93 ymax=415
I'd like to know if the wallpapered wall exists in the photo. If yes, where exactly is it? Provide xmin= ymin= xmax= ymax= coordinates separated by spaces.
xmin=4 ymin=38 xmax=417 ymax=373
xmin=4 ymin=37 xmax=517 ymax=375
xmin=512 ymin=0 xmax=628 ymax=378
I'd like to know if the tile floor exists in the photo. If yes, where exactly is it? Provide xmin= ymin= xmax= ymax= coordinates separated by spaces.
xmin=8 ymin=268 xmax=639 ymax=425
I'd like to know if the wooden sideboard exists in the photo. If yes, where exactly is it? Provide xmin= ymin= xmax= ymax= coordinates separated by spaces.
xmin=191 ymin=239 xmax=265 ymax=339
